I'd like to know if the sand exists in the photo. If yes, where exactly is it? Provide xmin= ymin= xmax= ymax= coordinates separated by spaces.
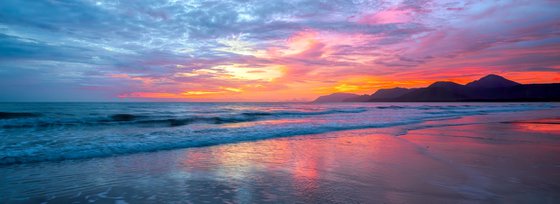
xmin=1 ymin=114 xmax=560 ymax=203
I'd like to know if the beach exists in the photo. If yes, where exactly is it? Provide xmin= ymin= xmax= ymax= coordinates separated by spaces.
xmin=3 ymin=0 xmax=560 ymax=203
xmin=1 ymin=106 xmax=559 ymax=203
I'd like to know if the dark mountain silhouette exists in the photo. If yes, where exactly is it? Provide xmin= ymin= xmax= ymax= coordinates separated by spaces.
xmin=429 ymin=81 xmax=463 ymax=89
xmin=313 ymin=74 xmax=560 ymax=102
xmin=343 ymin=94 xmax=372 ymax=102
xmin=371 ymin=87 xmax=415 ymax=99
xmin=342 ymin=87 xmax=417 ymax=102
xmin=465 ymin=74 xmax=520 ymax=88
xmin=313 ymin=93 xmax=360 ymax=102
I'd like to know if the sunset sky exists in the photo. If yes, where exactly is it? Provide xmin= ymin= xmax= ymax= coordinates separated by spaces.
xmin=1 ymin=0 xmax=559 ymax=102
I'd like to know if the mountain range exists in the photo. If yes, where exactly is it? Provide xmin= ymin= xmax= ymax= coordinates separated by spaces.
xmin=313 ymin=74 xmax=560 ymax=102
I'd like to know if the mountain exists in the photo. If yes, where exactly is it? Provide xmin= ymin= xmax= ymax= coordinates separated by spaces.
xmin=313 ymin=74 xmax=560 ymax=102
xmin=343 ymin=94 xmax=372 ymax=102
xmin=341 ymin=87 xmax=415 ymax=102
xmin=466 ymin=74 xmax=520 ymax=88
xmin=313 ymin=93 xmax=360 ymax=102
xmin=386 ymin=81 xmax=469 ymax=102
xmin=370 ymin=88 xmax=415 ymax=99
xmin=428 ymin=81 xmax=463 ymax=89
xmin=389 ymin=87 xmax=468 ymax=102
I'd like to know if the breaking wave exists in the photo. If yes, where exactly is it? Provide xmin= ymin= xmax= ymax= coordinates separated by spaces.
xmin=0 ymin=102 xmax=555 ymax=165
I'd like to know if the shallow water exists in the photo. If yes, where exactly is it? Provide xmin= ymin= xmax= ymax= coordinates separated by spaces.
xmin=0 ymin=102 xmax=557 ymax=165
xmin=1 ymin=108 xmax=559 ymax=203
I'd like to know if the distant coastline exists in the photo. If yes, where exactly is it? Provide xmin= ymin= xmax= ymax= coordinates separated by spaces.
xmin=314 ymin=74 xmax=560 ymax=102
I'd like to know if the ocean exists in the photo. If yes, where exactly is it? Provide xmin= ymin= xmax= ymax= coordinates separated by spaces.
xmin=0 ymin=102 xmax=556 ymax=166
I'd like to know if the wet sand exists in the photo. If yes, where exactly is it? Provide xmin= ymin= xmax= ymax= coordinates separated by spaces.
xmin=2 ymin=114 xmax=560 ymax=203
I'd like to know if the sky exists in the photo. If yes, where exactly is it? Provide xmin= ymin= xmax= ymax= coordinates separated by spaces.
xmin=0 ymin=0 xmax=559 ymax=102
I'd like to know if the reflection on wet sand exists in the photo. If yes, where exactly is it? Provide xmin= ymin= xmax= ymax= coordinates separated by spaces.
xmin=179 ymin=117 xmax=560 ymax=203
xmin=510 ymin=118 xmax=560 ymax=133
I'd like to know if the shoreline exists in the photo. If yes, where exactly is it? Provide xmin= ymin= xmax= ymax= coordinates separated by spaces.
xmin=2 ymin=104 xmax=558 ymax=167
xmin=2 ymin=110 xmax=560 ymax=203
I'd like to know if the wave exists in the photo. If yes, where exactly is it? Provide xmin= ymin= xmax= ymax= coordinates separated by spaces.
xmin=0 ymin=108 xmax=369 ymax=129
xmin=108 ymin=114 xmax=142 ymax=121
xmin=242 ymin=108 xmax=368 ymax=116
xmin=0 ymin=115 xmax=258 ymax=129
xmin=0 ymin=103 xmax=555 ymax=166
xmin=0 ymin=119 xmax=418 ymax=166
xmin=135 ymin=116 xmax=261 ymax=127
xmin=0 ymin=112 xmax=41 ymax=119
xmin=376 ymin=105 xmax=406 ymax=109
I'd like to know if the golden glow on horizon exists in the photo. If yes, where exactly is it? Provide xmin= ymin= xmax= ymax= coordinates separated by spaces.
xmin=334 ymin=84 xmax=361 ymax=92
xmin=222 ymin=87 xmax=243 ymax=93
xmin=182 ymin=91 xmax=221 ymax=95
xmin=213 ymin=64 xmax=284 ymax=82
xmin=113 ymin=30 xmax=560 ymax=102
xmin=117 ymin=70 xmax=559 ymax=101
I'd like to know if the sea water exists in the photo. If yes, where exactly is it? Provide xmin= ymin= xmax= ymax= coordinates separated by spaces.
xmin=0 ymin=102 xmax=556 ymax=165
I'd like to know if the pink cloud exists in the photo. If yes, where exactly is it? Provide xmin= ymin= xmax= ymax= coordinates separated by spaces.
xmin=358 ymin=8 xmax=413 ymax=24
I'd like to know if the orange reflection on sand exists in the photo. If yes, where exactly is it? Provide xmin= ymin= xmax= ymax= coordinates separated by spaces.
xmin=291 ymin=142 xmax=320 ymax=180
xmin=177 ymin=129 xmax=389 ymax=194
xmin=514 ymin=119 xmax=560 ymax=133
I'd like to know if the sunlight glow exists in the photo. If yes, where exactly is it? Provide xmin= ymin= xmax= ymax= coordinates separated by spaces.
xmin=213 ymin=64 xmax=284 ymax=81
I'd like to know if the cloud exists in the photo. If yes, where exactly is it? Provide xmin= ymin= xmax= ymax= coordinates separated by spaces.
xmin=0 ymin=0 xmax=559 ymax=101
xmin=521 ymin=67 xmax=560 ymax=72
